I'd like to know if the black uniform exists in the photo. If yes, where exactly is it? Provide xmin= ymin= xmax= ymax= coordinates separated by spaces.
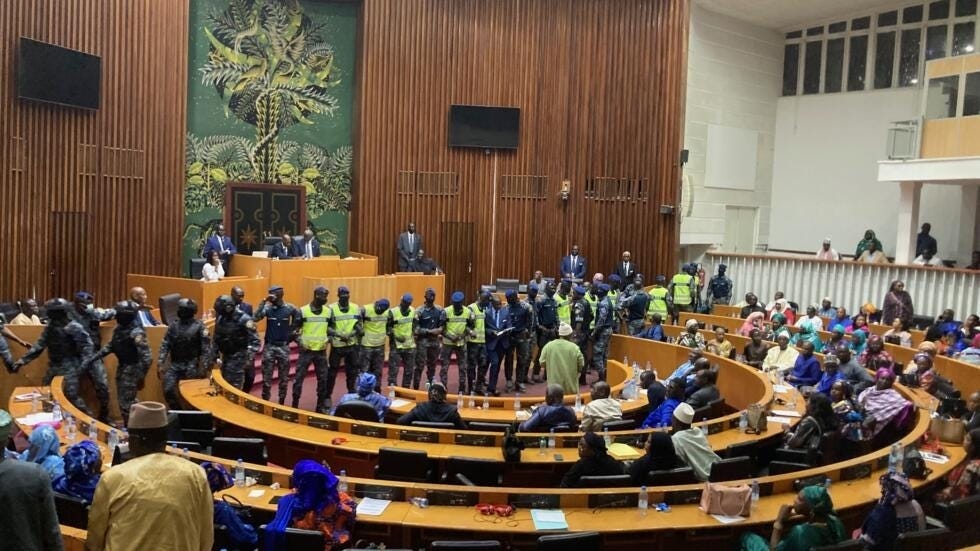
xmin=86 ymin=322 xmax=152 ymax=424
xmin=158 ymin=318 xmax=210 ymax=410
xmin=208 ymin=310 xmax=260 ymax=390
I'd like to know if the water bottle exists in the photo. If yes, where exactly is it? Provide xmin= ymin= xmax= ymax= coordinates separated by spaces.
xmin=121 ymin=428 xmax=129 ymax=445
xmin=739 ymin=411 xmax=749 ymax=432
xmin=387 ymin=388 xmax=396 ymax=401
xmin=888 ymin=443 xmax=903 ymax=473
xmin=603 ymin=427 xmax=611 ymax=447
xmin=456 ymin=392 xmax=464 ymax=410
xmin=31 ymin=393 xmax=40 ymax=413
xmin=108 ymin=429 xmax=119 ymax=453
xmin=468 ymin=392 xmax=476 ymax=409
xmin=623 ymin=354 xmax=629 ymax=367
xmin=51 ymin=401 xmax=62 ymax=422
xmin=574 ymin=393 xmax=583 ymax=413
xmin=235 ymin=459 xmax=246 ymax=487
xmin=337 ymin=469 xmax=348 ymax=493
xmin=514 ymin=394 xmax=521 ymax=412
xmin=750 ymin=480 xmax=760 ymax=509
xmin=539 ymin=437 xmax=547 ymax=456
xmin=638 ymin=485 xmax=649 ymax=514
xmin=66 ymin=415 xmax=77 ymax=442
xmin=824 ymin=477 xmax=832 ymax=492
xmin=88 ymin=421 xmax=98 ymax=442
xmin=482 ymin=394 xmax=490 ymax=410
xmin=183 ymin=447 xmax=190 ymax=460
xmin=548 ymin=428 xmax=556 ymax=448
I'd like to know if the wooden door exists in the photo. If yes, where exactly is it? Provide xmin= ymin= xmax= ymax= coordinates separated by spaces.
xmin=440 ymin=222 xmax=475 ymax=300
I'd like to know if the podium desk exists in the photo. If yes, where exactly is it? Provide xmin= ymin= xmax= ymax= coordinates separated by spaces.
xmin=126 ymin=273 xmax=268 ymax=321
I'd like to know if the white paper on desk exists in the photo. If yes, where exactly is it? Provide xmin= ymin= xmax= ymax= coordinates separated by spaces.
xmin=390 ymin=399 xmax=411 ymax=408
xmin=14 ymin=392 xmax=41 ymax=402
xmin=770 ymin=409 xmax=801 ymax=418
xmin=920 ymin=451 xmax=949 ymax=464
xmin=248 ymin=489 xmax=265 ymax=498
xmin=711 ymin=514 xmax=745 ymax=524
xmin=533 ymin=510 xmax=566 ymax=523
xmin=357 ymin=497 xmax=391 ymax=516
xmin=515 ymin=410 xmax=530 ymax=420
xmin=772 ymin=384 xmax=791 ymax=394
xmin=767 ymin=416 xmax=795 ymax=426
xmin=16 ymin=412 xmax=57 ymax=426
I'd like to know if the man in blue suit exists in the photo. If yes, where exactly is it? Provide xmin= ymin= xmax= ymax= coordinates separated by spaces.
xmin=271 ymin=234 xmax=295 ymax=260
xmin=293 ymin=229 xmax=322 ymax=259
xmin=202 ymin=224 xmax=237 ymax=263
xmin=559 ymin=245 xmax=587 ymax=283
xmin=484 ymin=295 xmax=512 ymax=396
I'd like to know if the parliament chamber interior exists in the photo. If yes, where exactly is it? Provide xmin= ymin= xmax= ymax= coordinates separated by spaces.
xmin=2 ymin=0 xmax=980 ymax=550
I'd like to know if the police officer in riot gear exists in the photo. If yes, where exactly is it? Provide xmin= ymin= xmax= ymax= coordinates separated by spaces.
xmin=67 ymin=291 xmax=115 ymax=418
xmin=158 ymin=298 xmax=210 ymax=410
xmin=207 ymin=295 xmax=260 ymax=390
xmin=531 ymin=282 xmax=559 ymax=383
xmin=591 ymin=284 xmax=615 ymax=381
xmin=84 ymin=301 xmax=152 ymax=425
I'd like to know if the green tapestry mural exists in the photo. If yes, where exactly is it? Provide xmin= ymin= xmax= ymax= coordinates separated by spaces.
xmin=184 ymin=0 xmax=356 ymax=271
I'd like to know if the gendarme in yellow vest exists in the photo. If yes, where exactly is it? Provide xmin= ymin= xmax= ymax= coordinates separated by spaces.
xmin=361 ymin=308 xmax=389 ymax=348
xmin=467 ymin=303 xmax=487 ymax=344
xmin=299 ymin=304 xmax=329 ymax=351
xmin=443 ymin=306 xmax=472 ymax=346
xmin=330 ymin=302 xmax=360 ymax=348
xmin=647 ymin=287 xmax=669 ymax=318
xmin=390 ymin=306 xmax=415 ymax=349
xmin=671 ymin=274 xmax=694 ymax=306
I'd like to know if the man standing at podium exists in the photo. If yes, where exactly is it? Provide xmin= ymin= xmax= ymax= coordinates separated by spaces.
xmin=396 ymin=222 xmax=423 ymax=271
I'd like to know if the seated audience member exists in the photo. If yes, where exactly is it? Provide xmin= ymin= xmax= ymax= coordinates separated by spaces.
xmin=200 ymin=462 xmax=258 ymax=550
xmin=10 ymin=425 xmax=64 ymax=481
xmin=333 ymin=372 xmax=391 ymax=421
xmin=827 ymin=307 xmax=853 ymax=332
xmin=764 ymin=313 xmax=791 ymax=341
xmin=738 ymin=311 xmax=765 ymax=337
xmin=628 ymin=432 xmax=678 ymax=484
xmin=848 ymin=314 xmax=870 ymax=335
xmin=912 ymin=248 xmax=943 ymax=266
xmin=824 ymin=325 xmax=847 ymax=351
xmin=935 ymin=308 xmax=961 ymax=335
xmin=52 ymin=441 xmax=102 ymax=503
xmin=579 ymin=381 xmax=622 ymax=432
xmin=968 ymin=250 xmax=980 ymax=270
xmin=763 ymin=333 xmax=799 ymax=372
xmin=810 ymin=355 xmax=843 ymax=397
xmin=409 ymin=249 xmax=443 ymax=274
xmin=816 ymin=239 xmax=840 ymax=261
xmin=676 ymin=319 xmax=706 ymax=350
xmin=855 ymin=472 xmax=925 ymax=551
xmin=955 ymin=334 xmax=980 ymax=365
xmin=739 ymin=293 xmax=766 ymax=318
xmin=941 ymin=330 xmax=964 ymax=356
xmin=905 ymin=353 xmax=937 ymax=394
xmin=790 ymin=321 xmax=823 ymax=353
xmin=768 ymin=299 xmax=796 ymax=326
xmin=518 ymin=384 xmax=577 ymax=432
xmin=641 ymin=379 xmax=685 ymax=429
xmin=835 ymin=345 xmax=874 ymax=395
xmin=9 ymin=298 xmax=41 ymax=325
xmin=959 ymin=314 xmax=979 ymax=340
xmin=858 ymin=335 xmax=893 ymax=369
xmin=201 ymin=250 xmax=224 ymax=282
xmin=639 ymin=370 xmax=665 ymax=410
xmin=764 ymin=291 xmax=785 ymax=314
xmin=855 ymin=229 xmax=883 ymax=258
xmin=933 ymin=427 xmax=980 ymax=503
xmin=830 ymin=381 xmax=866 ymax=441
xmin=665 ymin=349 xmax=705 ymax=384
xmin=794 ymin=305 xmax=824 ymax=331
xmin=917 ymin=340 xmax=938 ymax=359
xmin=706 ymin=326 xmax=735 ymax=359
xmin=883 ymin=318 xmax=913 ymax=347
xmin=559 ymin=431 xmax=625 ymax=488
xmin=685 ymin=368 xmax=720 ymax=409
xmin=784 ymin=393 xmax=837 ymax=452
xmin=265 ymin=460 xmax=356 ymax=551
xmin=271 ymin=234 xmax=295 ymax=260
xmin=637 ymin=313 xmax=667 ymax=342
xmin=857 ymin=369 xmax=912 ymax=438
xmin=670 ymin=403 xmax=721 ymax=481
xmin=816 ymin=297 xmax=835 ymax=318
xmin=0 ymin=410 xmax=62 ymax=551
xmin=860 ymin=303 xmax=880 ymax=323
xmin=857 ymin=241 xmax=889 ymax=264
xmin=849 ymin=329 xmax=868 ymax=355
xmin=742 ymin=329 xmax=770 ymax=370
xmin=963 ymin=391 xmax=980 ymax=431
xmin=740 ymin=486 xmax=845 ymax=551
xmin=395 ymin=382 xmax=466 ymax=429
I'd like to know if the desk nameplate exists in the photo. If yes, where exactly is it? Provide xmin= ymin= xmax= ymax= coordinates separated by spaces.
xmin=272 ymin=408 xmax=299 ymax=423
xmin=307 ymin=416 xmax=338 ymax=431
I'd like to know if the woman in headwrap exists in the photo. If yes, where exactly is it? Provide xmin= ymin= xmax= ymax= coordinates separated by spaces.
xmin=830 ymin=381 xmax=867 ymax=441
xmin=738 ymin=311 xmax=765 ymax=337
xmin=783 ymin=393 xmax=838 ymax=453
xmin=741 ymin=485 xmax=846 ymax=551
xmin=917 ymin=340 xmax=938 ymax=359
xmin=855 ymin=472 xmax=925 ymax=550
xmin=628 ymin=431 xmax=677 ymax=484
xmin=905 ymin=353 xmax=937 ymax=394
xmin=764 ymin=314 xmax=791 ymax=342
xmin=676 ymin=319 xmax=706 ymax=350
xmin=881 ymin=280 xmax=914 ymax=326
xmin=559 ymin=431 xmax=625 ymax=488
xmin=849 ymin=329 xmax=868 ymax=356
xmin=855 ymin=229 xmax=884 ymax=259
xmin=860 ymin=303 xmax=882 ymax=324
xmin=935 ymin=428 xmax=980 ymax=503
xmin=52 ymin=440 xmax=102 ymax=502
xmin=706 ymin=326 xmax=735 ymax=359
xmin=332 ymin=372 xmax=391 ymax=421
xmin=824 ymin=325 xmax=847 ymax=352
xmin=265 ymin=460 xmax=356 ymax=551
xmin=201 ymin=461 xmax=258 ymax=550
xmin=848 ymin=314 xmax=870 ymax=335
xmin=14 ymin=425 xmax=64 ymax=480
xmin=858 ymin=335 xmax=893 ymax=369
xmin=768 ymin=299 xmax=796 ymax=325
xmin=790 ymin=321 xmax=823 ymax=353
xmin=856 ymin=368 xmax=912 ymax=437
xmin=956 ymin=334 xmax=980 ymax=365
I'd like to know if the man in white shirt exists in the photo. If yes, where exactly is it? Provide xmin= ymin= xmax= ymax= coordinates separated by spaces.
xmin=815 ymin=238 xmax=840 ymax=260
xmin=762 ymin=333 xmax=799 ymax=372
xmin=912 ymin=248 xmax=943 ymax=267
xmin=670 ymin=402 xmax=721 ymax=481
xmin=579 ymin=381 xmax=622 ymax=432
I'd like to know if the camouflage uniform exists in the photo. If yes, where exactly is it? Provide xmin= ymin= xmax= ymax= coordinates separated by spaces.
xmin=67 ymin=305 xmax=115 ymax=417
xmin=20 ymin=319 xmax=94 ymax=415
xmin=414 ymin=302 xmax=443 ymax=385
xmin=209 ymin=311 xmax=261 ymax=390
xmin=570 ymin=295 xmax=593 ymax=384
xmin=439 ymin=303 xmax=474 ymax=393
xmin=387 ymin=305 xmax=417 ymax=388
xmin=87 ymin=322 xmax=152 ymax=424
xmin=158 ymin=318 xmax=210 ymax=410
xmin=253 ymin=300 xmax=301 ymax=404
xmin=591 ymin=294 xmax=615 ymax=381
xmin=504 ymin=297 xmax=536 ymax=390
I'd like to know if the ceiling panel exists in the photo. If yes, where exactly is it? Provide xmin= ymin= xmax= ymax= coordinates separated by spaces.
xmin=695 ymin=0 xmax=907 ymax=30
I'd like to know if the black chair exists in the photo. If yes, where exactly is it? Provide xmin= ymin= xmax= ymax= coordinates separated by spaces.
xmin=708 ymin=456 xmax=753 ymax=482
xmin=412 ymin=421 xmax=456 ymax=429
xmin=693 ymin=405 xmax=712 ymax=422
xmin=170 ymin=410 xmax=215 ymax=449
xmin=374 ymin=447 xmax=433 ymax=482
xmin=443 ymin=457 xmax=504 ymax=487
xmin=158 ymin=293 xmax=182 ymax=325
xmin=819 ymin=431 xmax=840 ymax=465
xmin=480 ymin=285 xmax=496 ymax=294
xmin=495 ymin=278 xmax=519 ymax=294
xmin=578 ymin=474 xmax=633 ymax=488
xmin=54 ymin=492 xmax=89 ymax=529
xmin=601 ymin=419 xmax=635 ymax=431
xmin=936 ymin=493 xmax=980 ymax=531
xmin=258 ymin=524 xmax=324 ymax=551
xmin=811 ymin=540 xmax=866 ymax=551
xmin=211 ymin=437 xmax=267 ymax=465
xmin=773 ymin=447 xmax=818 ymax=466
xmin=537 ymin=531 xmax=601 ymax=551
xmin=467 ymin=422 xmax=513 ymax=433
xmin=189 ymin=258 xmax=207 ymax=280
xmin=768 ymin=461 xmax=811 ymax=475
xmin=646 ymin=466 xmax=698 ymax=485
xmin=333 ymin=400 xmax=380 ymax=422
xmin=895 ymin=528 xmax=952 ymax=551
xmin=430 ymin=542 xmax=502 ymax=551
xmin=707 ymin=397 xmax=726 ymax=418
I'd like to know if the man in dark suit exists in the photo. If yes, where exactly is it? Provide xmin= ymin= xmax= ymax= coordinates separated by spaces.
xmin=484 ymin=295 xmax=512 ymax=396
xmin=396 ymin=222 xmax=423 ymax=271
xmin=409 ymin=249 xmax=443 ymax=275
xmin=293 ymin=229 xmax=322 ymax=259
xmin=129 ymin=286 xmax=160 ymax=327
xmin=231 ymin=286 xmax=253 ymax=317
xmin=271 ymin=234 xmax=295 ymax=260
xmin=202 ymin=224 xmax=237 ymax=263
xmin=613 ymin=250 xmax=639 ymax=287
xmin=559 ymin=245 xmax=587 ymax=282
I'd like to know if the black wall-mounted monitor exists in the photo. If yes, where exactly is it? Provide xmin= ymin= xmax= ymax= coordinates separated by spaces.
xmin=18 ymin=37 xmax=101 ymax=110
xmin=448 ymin=105 xmax=520 ymax=150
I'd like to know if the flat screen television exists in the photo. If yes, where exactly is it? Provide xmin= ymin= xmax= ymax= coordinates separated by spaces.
xmin=18 ymin=37 xmax=101 ymax=110
xmin=448 ymin=105 xmax=520 ymax=150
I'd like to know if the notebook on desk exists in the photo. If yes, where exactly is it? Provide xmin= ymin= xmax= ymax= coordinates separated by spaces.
xmin=251 ymin=251 xmax=269 ymax=258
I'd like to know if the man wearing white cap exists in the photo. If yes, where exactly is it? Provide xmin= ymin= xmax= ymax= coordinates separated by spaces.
xmin=0 ymin=409 xmax=61 ymax=550
xmin=87 ymin=402 xmax=213 ymax=551
xmin=538 ymin=322 xmax=585 ymax=395
xmin=670 ymin=402 xmax=721 ymax=481
xmin=816 ymin=238 xmax=840 ymax=260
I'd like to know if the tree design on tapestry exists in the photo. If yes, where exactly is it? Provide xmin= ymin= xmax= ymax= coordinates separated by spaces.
xmin=185 ymin=0 xmax=352 ymax=253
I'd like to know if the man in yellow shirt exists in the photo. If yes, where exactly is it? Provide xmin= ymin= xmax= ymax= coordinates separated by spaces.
xmin=86 ymin=402 xmax=213 ymax=551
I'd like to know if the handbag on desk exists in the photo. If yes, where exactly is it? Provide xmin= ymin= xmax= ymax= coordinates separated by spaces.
xmin=699 ymin=482 xmax=751 ymax=517
xmin=745 ymin=403 xmax=768 ymax=434
xmin=929 ymin=416 xmax=966 ymax=444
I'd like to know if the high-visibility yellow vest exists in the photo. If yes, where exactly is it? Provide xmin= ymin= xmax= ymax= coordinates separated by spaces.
xmin=361 ymin=308 xmax=389 ymax=347
xmin=556 ymin=293 xmax=571 ymax=325
xmin=330 ymin=302 xmax=360 ymax=348
xmin=671 ymin=274 xmax=693 ymax=306
xmin=467 ymin=303 xmax=486 ymax=344
xmin=299 ymin=304 xmax=329 ymax=351
xmin=390 ymin=306 xmax=415 ymax=349
xmin=585 ymin=293 xmax=598 ymax=329
xmin=647 ymin=287 xmax=669 ymax=318
xmin=442 ymin=305 xmax=472 ymax=345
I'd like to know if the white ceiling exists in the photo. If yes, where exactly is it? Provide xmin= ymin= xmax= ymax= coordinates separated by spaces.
xmin=695 ymin=0 xmax=907 ymax=31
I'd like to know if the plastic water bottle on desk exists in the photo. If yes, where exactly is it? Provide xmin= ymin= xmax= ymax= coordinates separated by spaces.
xmin=514 ymin=394 xmax=521 ymax=412
xmin=456 ymin=392 xmax=463 ymax=410
xmin=539 ymin=437 xmax=547 ymax=456
xmin=468 ymin=392 xmax=476 ymax=409
xmin=338 ymin=469 xmax=348 ymax=493
xmin=65 ymin=415 xmax=77 ymax=442
xmin=235 ymin=459 xmax=246 ymax=487
xmin=548 ymin=428 xmax=556 ymax=448
xmin=51 ymin=401 xmax=62 ymax=422
xmin=108 ymin=429 xmax=119 ymax=453
xmin=183 ymin=447 xmax=190 ymax=460
xmin=739 ymin=411 xmax=749 ymax=432
xmin=31 ymin=392 xmax=40 ymax=413
xmin=388 ymin=387 xmax=396 ymax=401
xmin=88 ymin=421 xmax=98 ymax=442
xmin=888 ymin=443 xmax=903 ymax=473
xmin=482 ymin=394 xmax=489 ymax=409
xmin=603 ymin=427 xmax=611 ymax=446
xmin=121 ymin=428 xmax=129 ymax=445
xmin=638 ymin=485 xmax=649 ymax=515
xmin=750 ymin=480 xmax=760 ymax=509
xmin=574 ymin=393 xmax=583 ymax=413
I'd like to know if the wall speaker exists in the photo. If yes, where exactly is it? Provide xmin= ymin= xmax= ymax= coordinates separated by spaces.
xmin=679 ymin=149 xmax=689 ymax=165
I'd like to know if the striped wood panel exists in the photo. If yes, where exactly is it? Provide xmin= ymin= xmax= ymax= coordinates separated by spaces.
xmin=0 ymin=0 xmax=188 ymax=302
xmin=353 ymin=0 xmax=689 ymax=294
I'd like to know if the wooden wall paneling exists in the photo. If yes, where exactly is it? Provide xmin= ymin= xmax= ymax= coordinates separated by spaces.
xmin=0 ymin=0 xmax=187 ymax=304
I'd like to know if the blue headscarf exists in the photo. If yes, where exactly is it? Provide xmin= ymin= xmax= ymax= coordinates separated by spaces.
xmin=265 ymin=460 xmax=340 ymax=551
xmin=21 ymin=425 xmax=64 ymax=480
xmin=201 ymin=461 xmax=234 ymax=493
xmin=356 ymin=372 xmax=377 ymax=398
xmin=52 ymin=440 xmax=101 ymax=502
xmin=850 ymin=329 xmax=868 ymax=356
